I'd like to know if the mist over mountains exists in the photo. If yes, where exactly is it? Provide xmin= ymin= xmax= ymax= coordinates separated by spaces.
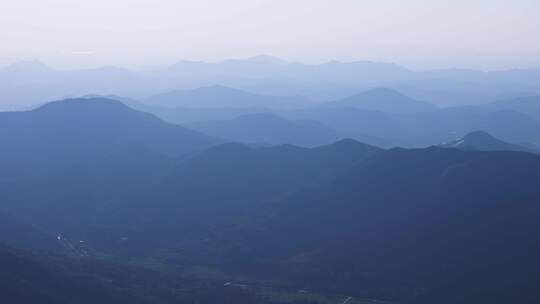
xmin=2 ymin=54 xmax=540 ymax=304
xmin=93 ymin=82 xmax=540 ymax=149
xmin=187 ymin=113 xmax=342 ymax=147
xmin=1 ymin=95 xmax=540 ymax=303
xmin=2 ymin=56 xmax=540 ymax=109
xmin=4 ymin=0 xmax=540 ymax=301
xmin=144 ymin=85 xmax=314 ymax=109
xmin=322 ymin=88 xmax=438 ymax=114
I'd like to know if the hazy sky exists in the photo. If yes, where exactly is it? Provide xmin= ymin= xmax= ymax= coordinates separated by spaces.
xmin=1 ymin=0 xmax=539 ymax=70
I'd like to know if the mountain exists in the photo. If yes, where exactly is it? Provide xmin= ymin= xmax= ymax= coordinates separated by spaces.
xmin=70 ymin=94 xmax=267 ymax=124
xmin=92 ymin=142 xmax=540 ymax=303
xmin=163 ymin=138 xmax=382 ymax=202
xmin=439 ymin=131 xmax=533 ymax=152
xmin=284 ymin=106 xmax=540 ymax=147
xmin=143 ymin=85 xmax=312 ymax=109
xmin=0 ymin=62 xmax=150 ymax=107
xmin=156 ymin=59 xmax=415 ymax=87
xmin=187 ymin=112 xmax=343 ymax=147
xmin=71 ymin=140 xmax=383 ymax=254
xmin=0 ymin=98 xmax=221 ymax=233
xmin=423 ymin=68 xmax=540 ymax=85
xmin=241 ymin=147 xmax=540 ymax=303
xmin=392 ymin=69 xmax=540 ymax=106
xmin=324 ymin=88 xmax=438 ymax=114
xmin=0 ymin=97 xmax=220 ymax=162
xmin=2 ymin=58 xmax=540 ymax=108
xmin=141 ymin=106 xmax=269 ymax=124
xmin=3 ymin=110 xmax=540 ymax=304
xmin=484 ymin=95 xmax=540 ymax=120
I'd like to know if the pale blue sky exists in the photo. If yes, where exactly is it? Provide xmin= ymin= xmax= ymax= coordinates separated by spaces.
xmin=1 ymin=0 xmax=539 ymax=69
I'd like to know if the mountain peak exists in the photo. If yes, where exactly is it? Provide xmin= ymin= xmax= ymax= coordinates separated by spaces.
xmin=247 ymin=55 xmax=288 ymax=64
xmin=440 ymin=131 xmax=530 ymax=153
xmin=3 ymin=97 xmax=219 ymax=160
xmin=462 ymin=130 xmax=494 ymax=141
xmin=36 ymin=97 xmax=129 ymax=114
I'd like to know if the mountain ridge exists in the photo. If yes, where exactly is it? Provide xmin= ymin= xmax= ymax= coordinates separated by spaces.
xmin=439 ymin=130 xmax=533 ymax=153
xmin=143 ymin=85 xmax=313 ymax=109
xmin=187 ymin=112 xmax=343 ymax=147
xmin=323 ymin=88 xmax=438 ymax=114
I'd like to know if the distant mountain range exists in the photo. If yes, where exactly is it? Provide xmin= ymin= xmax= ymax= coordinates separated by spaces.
xmin=483 ymin=94 xmax=540 ymax=120
xmin=2 ymin=57 xmax=540 ymax=108
xmin=61 ymin=89 xmax=540 ymax=151
xmin=144 ymin=85 xmax=313 ymax=109
xmin=43 ymin=92 xmax=540 ymax=150
xmin=133 ymin=87 xmax=437 ymax=124
xmin=0 ymin=61 xmax=149 ymax=107
xmin=284 ymin=104 xmax=540 ymax=147
xmin=132 ymin=103 xmax=269 ymax=125
xmin=126 ymin=87 xmax=540 ymax=150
